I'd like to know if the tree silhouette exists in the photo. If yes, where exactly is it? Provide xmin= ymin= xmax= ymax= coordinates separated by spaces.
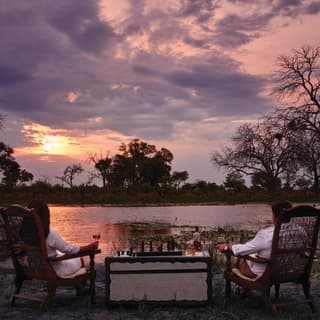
xmin=274 ymin=45 xmax=320 ymax=109
xmin=56 ymin=163 xmax=84 ymax=187
xmin=87 ymin=152 xmax=112 ymax=188
xmin=109 ymin=139 xmax=173 ymax=187
xmin=212 ymin=117 xmax=297 ymax=192
xmin=0 ymin=142 xmax=33 ymax=188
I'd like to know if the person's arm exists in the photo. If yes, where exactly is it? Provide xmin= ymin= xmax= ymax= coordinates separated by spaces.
xmin=216 ymin=231 xmax=267 ymax=254
xmin=232 ymin=229 xmax=269 ymax=256
xmin=47 ymin=229 xmax=80 ymax=255
xmin=79 ymin=241 xmax=99 ymax=252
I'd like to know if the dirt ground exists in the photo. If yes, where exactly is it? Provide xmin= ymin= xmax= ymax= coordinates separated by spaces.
xmin=0 ymin=260 xmax=319 ymax=320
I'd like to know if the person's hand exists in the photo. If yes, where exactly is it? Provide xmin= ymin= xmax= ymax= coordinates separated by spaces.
xmin=88 ymin=241 xmax=99 ymax=250
xmin=80 ymin=241 xmax=99 ymax=252
xmin=216 ymin=242 xmax=231 ymax=252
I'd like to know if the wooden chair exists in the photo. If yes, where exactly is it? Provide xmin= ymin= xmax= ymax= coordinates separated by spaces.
xmin=0 ymin=205 xmax=101 ymax=310
xmin=224 ymin=205 xmax=320 ymax=316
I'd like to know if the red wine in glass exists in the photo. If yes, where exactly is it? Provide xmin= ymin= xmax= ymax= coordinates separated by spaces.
xmin=92 ymin=233 xmax=101 ymax=241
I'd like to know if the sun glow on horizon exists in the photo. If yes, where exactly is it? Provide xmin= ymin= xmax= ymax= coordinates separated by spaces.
xmin=42 ymin=135 xmax=69 ymax=154
xmin=20 ymin=124 xmax=72 ymax=156
xmin=16 ymin=122 xmax=134 ymax=160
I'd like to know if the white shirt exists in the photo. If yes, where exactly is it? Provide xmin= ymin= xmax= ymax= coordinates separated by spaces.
xmin=46 ymin=229 xmax=81 ymax=277
xmin=232 ymin=225 xmax=274 ymax=276
xmin=231 ymin=223 xmax=307 ymax=276
xmin=46 ymin=229 xmax=80 ymax=257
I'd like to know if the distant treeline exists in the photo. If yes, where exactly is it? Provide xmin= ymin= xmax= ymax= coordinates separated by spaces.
xmin=0 ymin=183 xmax=319 ymax=206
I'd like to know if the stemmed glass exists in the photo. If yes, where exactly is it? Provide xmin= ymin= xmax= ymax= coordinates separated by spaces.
xmin=92 ymin=233 xmax=101 ymax=241
xmin=216 ymin=236 xmax=228 ymax=252
xmin=216 ymin=236 xmax=226 ymax=245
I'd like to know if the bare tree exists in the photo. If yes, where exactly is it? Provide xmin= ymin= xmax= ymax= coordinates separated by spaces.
xmin=213 ymin=45 xmax=320 ymax=192
xmin=212 ymin=117 xmax=297 ymax=192
xmin=275 ymin=107 xmax=320 ymax=192
xmin=56 ymin=163 xmax=84 ymax=187
xmin=274 ymin=45 xmax=320 ymax=109
xmin=272 ymin=45 xmax=320 ymax=192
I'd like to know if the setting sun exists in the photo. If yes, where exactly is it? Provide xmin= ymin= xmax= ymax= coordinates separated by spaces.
xmin=15 ymin=122 xmax=129 ymax=161
xmin=42 ymin=136 xmax=67 ymax=154
xmin=18 ymin=123 xmax=74 ymax=156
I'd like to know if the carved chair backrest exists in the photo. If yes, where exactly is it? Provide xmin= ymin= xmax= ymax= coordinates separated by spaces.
xmin=267 ymin=205 xmax=320 ymax=284
xmin=0 ymin=205 xmax=56 ymax=280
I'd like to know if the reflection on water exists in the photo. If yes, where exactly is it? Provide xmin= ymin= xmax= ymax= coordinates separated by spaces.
xmin=49 ymin=203 xmax=315 ymax=262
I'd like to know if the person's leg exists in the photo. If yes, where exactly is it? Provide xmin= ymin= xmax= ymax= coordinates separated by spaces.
xmin=234 ymin=258 xmax=257 ymax=296
xmin=236 ymin=257 xmax=257 ymax=279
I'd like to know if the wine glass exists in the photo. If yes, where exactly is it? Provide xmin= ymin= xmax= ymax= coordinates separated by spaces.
xmin=216 ymin=236 xmax=226 ymax=245
xmin=92 ymin=233 xmax=101 ymax=241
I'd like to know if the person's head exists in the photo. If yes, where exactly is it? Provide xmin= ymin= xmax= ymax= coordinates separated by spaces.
xmin=271 ymin=200 xmax=292 ymax=223
xmin=27 ymin=199 xmax=50 ymax=237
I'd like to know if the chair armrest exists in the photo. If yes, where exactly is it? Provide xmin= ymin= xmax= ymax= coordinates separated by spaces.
xmin=50 ymin=249 xmax=101 ymax=262
xmin=223 ymin=251 xmax=269 ymax=274
xmin=239 ymin=254 xmax=270 ymax=264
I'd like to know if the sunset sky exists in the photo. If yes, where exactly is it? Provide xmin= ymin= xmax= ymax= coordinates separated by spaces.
xmin=1 ymin=0 xmax=320 ymax=185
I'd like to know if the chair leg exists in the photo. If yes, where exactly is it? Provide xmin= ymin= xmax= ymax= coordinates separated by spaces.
xmin=302 ymin=282 xmax=316 ymax=313
xmin=41 ymin=284 xmax=56 ymax=311
xmin=261 ymin=289 xmax=277 ymax=316
xmin=274 ymin=283 xmax=280 ymax=299
xmin=225 ymin=279 xmax=231 ymax=298
xmin=90 ymin=277 xmax=96 ymax=304
xmin=11 ymin=276 xmax=23 ymax=305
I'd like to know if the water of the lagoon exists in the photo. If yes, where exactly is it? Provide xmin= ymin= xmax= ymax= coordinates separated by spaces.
xmin=50 ymin=203 xmax=317 ymax=262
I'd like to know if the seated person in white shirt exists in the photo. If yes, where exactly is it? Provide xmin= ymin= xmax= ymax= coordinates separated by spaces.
xmin=26 ymin=199 xmax=99 ymax=294
xmin=217 ymin=200 xmax=304 ymax=279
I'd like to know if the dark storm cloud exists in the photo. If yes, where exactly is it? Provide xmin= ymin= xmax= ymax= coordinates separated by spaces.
xmin=0 ymin=0 xmax=118 ymax=119
xmin=47 ymin=1 xmax=117 ymax=54
xmin=183 ymin=36 xmax=210 ymax=49
xmin=304 ymin=1 xmax=320 ymax=14
xmin=130 ymin=49 xmax=271 ymax=119
xmin=0 ymin=66 xmax=30 ymax=86
xmin=214 ymin=12 xmax=273 ymax=49
xmin=122 ymin=0 xmax=150 ymax=36
xmin=214 ymin=0 xmax=320 ymax=49
xmin=164 ymin=61 xmax=271 ymax=116
xmin=132 ymin=65 xmax=161 ymax=77
xmin=121 ymin=0 xmax=217 ymax=49
xmin=0 ymin=0 xmax=315 ymax=142
xmin=178 ymin=0 xmax=217 ymax=23
xmin=0 ymin=0 xmax=272 ymax=139
xmin=273 ymin=0 xmax=319 ymax=17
